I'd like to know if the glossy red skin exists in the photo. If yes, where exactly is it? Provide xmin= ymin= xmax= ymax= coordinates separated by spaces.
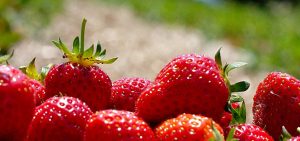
xmin=220 ymin=111 xmax=232 ymax=130
xmin=29 ymin=79 xmax=45 ymax=106
xmin=110 ymin=77 xmax=151 ymax=111
xmin=0 ymin=65 xmax=35 ymax=141
xmin=84 ymin=110 xmax=156 ymax=141
xmin=26 ymin=96 xmax=92 ymax=141
xmin=226 ymin=124 xmax=274 ymax=141
xmin=136 ymin=54 xmax=229 ymax=123
xmin=253 ymin=72 xmax=300 ymax=140
xmin=289 ymin=137 xmax=300 ymax=141
xmin=155 ymin=113 xmax=224 ymax=141
xmin=45 ymin=62 xmax=112 ymax=112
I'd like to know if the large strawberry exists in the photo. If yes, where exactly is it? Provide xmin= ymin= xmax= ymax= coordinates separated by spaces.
xmin=154 ymin=113 xmax=224 ymax=141
xmin=110 ymin=77 xmax=151 ymax=111
xmin=0 ymin=52 xmax=35 ymax=141
xmin=45 ymin=19 xmax=117 ymax=111
xmin=253 ymin=72 xmax=300 ymax=140
xmin=26 ymin=96 xmax=92 ymax=141
xmin=136 ymin=49 xmax=249 ymax=124
xmin=83 ymin=110 xmax=156 ymax=141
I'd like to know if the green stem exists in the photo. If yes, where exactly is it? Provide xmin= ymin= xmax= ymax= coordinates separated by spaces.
xmin=80 ymin=19 xmax=87 ymax=55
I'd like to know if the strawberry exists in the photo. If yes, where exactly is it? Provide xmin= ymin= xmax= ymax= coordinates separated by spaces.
xmin=219 ymin=102 xmax=240 ymax=130
xmin=83 ymin=109 xmax=156 ymax=141
xmin=226 ymin=124 xmax=274 ymax=141
xmin=154 ymin=113 xmax=224 ymax=141
xmin=20 ymin=58 xmax=51 ymax=106
xmin=0 ymin=52 xmax=35 ymax=141
xmin=26 ymin=96 xmax=92 ymax=141
xmin=253 ymin=72 xmax=300 ymax=139
xmin=136 ymin=49 xmax=249 ymax=124
xmin=220 ymin=111 xmax=232 ymax=130
xmin=45 ymin=19 xmax=117 ymax=111
xmin=0 ymin=65 xmax=35 ymax=141
xmin=110 ymin=77 xmax=151 ymax=111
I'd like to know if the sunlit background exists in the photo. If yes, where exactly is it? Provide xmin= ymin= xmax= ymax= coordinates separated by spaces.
xmin=1 ymin=0 xmax=299 ymax=122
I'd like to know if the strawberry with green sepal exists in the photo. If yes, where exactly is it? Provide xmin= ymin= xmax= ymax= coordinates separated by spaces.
xmin=45 ymin=19 xmax=117 ymax=111
xmin=0 ymin=51 xmax=36 ymax=141
xmin=219 ymin=102 xmax=241 ymax=130
xmin=253 ymin=72 xmax=300 ymax=140
xmin=83 ymin=110 xmax=156 ymax=141
xmin=110 ymin=77 xmax=151 ymax=111
xmin=136 ymin=49 xmax=249 ymax=124
xmin=224 ymin=99 xmax=274 ymax=141
xmin=20 ymin=58 xmax=52 ymax=106
xmin=154 ymin=113 xmax=224 ymax=141
xmin=26 ymin=96 xmax=93 ymax=141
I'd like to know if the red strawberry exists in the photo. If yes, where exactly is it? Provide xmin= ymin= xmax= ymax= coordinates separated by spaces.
xmin=110 ymin=77 xmax=151 ymax=111
xmin=253 ymin=72 xmax=300 ymax=139
xmin=219 ymin=102 xmax=241 ymax=130
xmin=20 ymin=58 xmax=49 ymax=106
xmin=26 ymin=96 xmax=92 ymax=141
xmin=226 ymin=124 xmax=274 ymax=141
xmin=83 ymin=110 xmax=156 ymax=141
xmin=0 ymin=65 xmax=35 ymax=141
xmin=155 ymin=113 xmax=224 ymax=141
xmin=220 ymin=111 xmax=232 ymax=130
xmin=136 ymin=49 xmax=249 ymax=124
xmin=45 ymin=19 xmax=117 ymax=111
xmin=28 ymin=79 xmax=45 ymax=106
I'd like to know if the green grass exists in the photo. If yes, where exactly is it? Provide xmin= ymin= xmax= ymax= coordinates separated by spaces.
xmin=100 ymin=0 xmax=300 ymax=77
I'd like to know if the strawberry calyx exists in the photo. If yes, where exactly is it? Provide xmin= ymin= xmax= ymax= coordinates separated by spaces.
xmin=0 ymin=50 xmax=14 ymax=64
xmin=226 ymin=128 xmax=238 ymax=141
xmin=210 ymin=123 xmax=225 ymax=141
xmin=280 ymin=126 xmax=293 ymax=141
xmin=19 ymin=58 xmax=52 ymax=84
xmin=52 ymin=19 xmax=117 ymax=67
xmin=280 ymin=126 xmax=300 ymax=141
xmin=214 ymin=48 xmax=248 ymax=125
xmin=214 ymin=48 xmax=250 ymax=94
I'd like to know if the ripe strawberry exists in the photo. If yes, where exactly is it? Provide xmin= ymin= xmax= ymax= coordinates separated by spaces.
xmin=155 ymin=113 xmax=224 ymax=141
xmin=136 ymin=49 xmax=249 ymax=124
xmin=26 ymin=96 xmax=92 ymax=141
xmin=220 ymin=111 xmax=232 ymax=130
xmin=110 ymin=77 xmax=151 ymax=111
xmin=45 ymin=19 xmax=117 ymax=111
xmin=0 ymin=65 xmax=35 ymax=141
xmin=226 ymin=124 xmax=274 ymax=141
xmin=84 ymin=110 xmax=155 ymax=141
xmin=253 ymin=72 xmax=300 ymax=139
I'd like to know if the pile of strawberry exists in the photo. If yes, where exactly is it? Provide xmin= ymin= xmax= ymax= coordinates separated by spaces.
xmin=1 ymin=19 xmax=300 ymax=141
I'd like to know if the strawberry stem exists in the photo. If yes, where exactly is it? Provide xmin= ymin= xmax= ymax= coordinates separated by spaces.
xmin=80 ymin=18 xmax=87 ymax=56
xmin=52 ymin=18 xmax=118 ymax=66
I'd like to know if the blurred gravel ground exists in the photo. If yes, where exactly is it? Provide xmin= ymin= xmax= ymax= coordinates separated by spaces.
xmin=10 ymin=0 xmax=266 ymax=122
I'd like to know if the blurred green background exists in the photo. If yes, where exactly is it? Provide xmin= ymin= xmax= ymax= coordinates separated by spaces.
xmin=2 ymin=0 xmax=300 ymax=77
xmin=0 ymin=0 xmax=62 ymax=54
